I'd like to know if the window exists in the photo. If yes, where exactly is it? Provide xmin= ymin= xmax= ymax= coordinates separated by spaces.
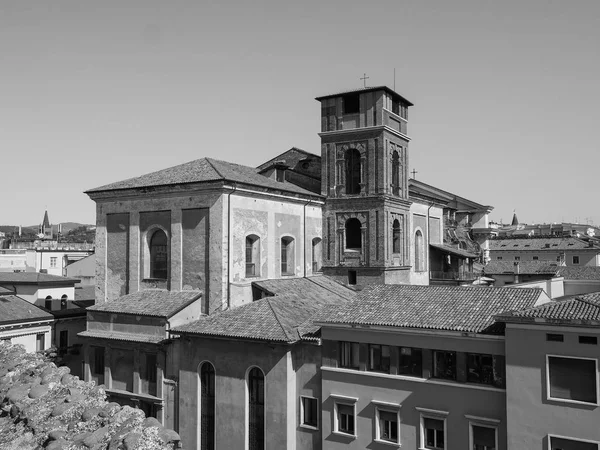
xmin=50 ymin=257 xmax=57 ymax=268
xmin=514 ymin=256 xmax=520 ymax=261
xmin=59 ymin=330 xmax=68 ymax=355
xmin=467 ymin=354 xmax=505 ymax=388
xmin=345 ymin=218 xmax=362 ymax=250
xmin=547 ymin=355 xmax=598 ymax=404
xmin=300 ymin=396 xmax=318 ymax=429
xmin=45 ymin=295 xmax=52 ymax=310
xmin=422 ymin=416 xmax=445 ymax=450
xmin=343 ymin=93 xmax=360 ymax=114
xmin=312 ymin=238 xmax=322 ymax=273
xmin=391 ymin=151 xmax=400 ymax=196
xmin=149 ymin=229 xmax=168 ymax=279
xmin=36 ymin=333 xmax=45 ymax=352
xmin=93 ymin=346 xmax=105 ymax=376
xmin=399 ymin=347 xmax=422 ymax=377
xmin=61 ymin=294 xmax=68 ymax=310
xmin=335 ymin=402 xmax=355 ymax=436
xmin=573 ymin=256 xmax=580 ymax=265
xmin=433 ymin=350 xmax=456 ymax=380
xmin=247 ymin=367 xmax=265 ymax=450
xmin=348 ymin=270 xmax=357 ymax=286
xmin=549 ymin=436 xmax=599 ymax=450
xmin=496 ymin=257 xmax=502 ymax=260
xmin=246 ymin=235 xmax=260 ymax=277
xmin=415 ymin=230 xmax=425 ymax=271
xmin=392 ymin=219 xmax=401 ymax=253
xmin=376 ymin=408 xmax=399 ymax=444
xmin=145 ymin=353 xmax=157 ymax=383
xmin=533 ymin=256 xmax=539 ymax=260
xmin=547 ymin=333 xmax=564 ymax=342
xmin=339 ymin=341 xmax=360 ymax=369
xmin=199 ymin=362 xmax=215 ymax=450
xmin=368 ymin=344 xmax=390 ymax=373
xmin=280 ymin=237 xmax=295 ymax=275
xmin=470 ymin=423 xmax=497 ymax=450
xmin=579 ymin=336 xmax=598 ymax=345
xmin=345 ymin=148 xmax=361 ymax=195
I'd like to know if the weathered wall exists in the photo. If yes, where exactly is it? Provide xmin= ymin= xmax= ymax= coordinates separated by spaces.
xmin=294 ymin=343 xmax=323 ymax=450
xmin=106 ymin=213 xmax=130 ymax=301
xmin=0 ymin=324 xmax=51 ymax=353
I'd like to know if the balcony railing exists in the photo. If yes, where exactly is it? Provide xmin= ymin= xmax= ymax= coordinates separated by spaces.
xmin=430 ymin=271 xmax=477 ymax=281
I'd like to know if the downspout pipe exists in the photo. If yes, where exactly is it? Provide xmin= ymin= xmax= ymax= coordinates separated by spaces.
xmin=226 ymin=183 xmax=237 ymax=311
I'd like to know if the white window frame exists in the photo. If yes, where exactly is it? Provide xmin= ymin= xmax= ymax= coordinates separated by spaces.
xmin=572 ymin=255 xmax=580 ymax=265
xmin=299 ymin=395 xmax=319 ymax=431
xmin=50 ymin=257 xmax=57 ymax=268
xmin=548 ymin=434 xmax=600 ymax=450
xmin=331 ymin=394 xmax=358 ymax=439
xmin=466 ymin=415 xmax=500 ymax=450
xmin=546 ymin=354 xmax=599 ymax=406
xmin=416 ymin=407 xmax=448 ymax=450
xmin=373 ymin=400 xmax=401 ymax=446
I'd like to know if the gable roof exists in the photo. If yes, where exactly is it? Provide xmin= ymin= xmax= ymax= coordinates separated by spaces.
xmin=484 ymin=260 xmax=559 ymax=275
xmin=409 ymin=179 xmax=493 ymax=212
xmin=556 ymin=266 xmax=600 ymax=281
xmin=496 ymin=292 xmax=600 ymax=326
xmin=86 ymin=157 xmax=321 ymax=198
xmin=0 ymin=272 xmax=80 ymax=285
xmin=256 ymin=147 xmax=320 ymax=172
xmin=0 ymin=295 xmax=53 ymax=325
xmin=318 ymin=284 xmax=546 ymax=334
xmin=88 ymin=290 xmax=201 ymax=318
xmin=489 ymin=237 xmax=600 ymax=251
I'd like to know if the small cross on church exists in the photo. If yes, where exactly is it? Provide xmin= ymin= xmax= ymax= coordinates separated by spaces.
xmin=360 ymin=73 xmax=369 ymax=88
xmin=411 ymin=169 xmax=418 ymax=179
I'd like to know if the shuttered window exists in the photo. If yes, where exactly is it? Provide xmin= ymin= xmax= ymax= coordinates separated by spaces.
xmin=548 ymin=356 xmax=597 ymax=404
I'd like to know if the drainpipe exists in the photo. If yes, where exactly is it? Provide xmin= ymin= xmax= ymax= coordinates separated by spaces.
xmin=226 ymin=183 xmax=237 ymax=311
xmin=303 ymin=199 xmax=312 ymax=278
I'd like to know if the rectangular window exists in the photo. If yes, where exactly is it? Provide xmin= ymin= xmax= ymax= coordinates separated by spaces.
xmin=514 ymin=256 xmax=520 ymax=261
xmin=496 ymin=256 xmax=502 ymax=260
xmin=573 ymin=256 xmax=580 ymax=265
xmin=550 ymin=436 xmax=599 ymax=450
xmin=339 ymin=341 xmax=360 ymax=369
xmin=467 ymin=353 xmax=505 ymax=388
xmin=547 ymin=333 xmax=564 ymax=342
xmin=392 ymin=99 xmax=400 ymax=116
xmin=335 ymin=403 xmax=355 ymax=435
xmin=533 ymin=256 xmax=539 ymax=260
xmin=342 ymin=93 xmax=360 ymax=115
xmin=376 ymin=409 xmax=399 ymax=443
xmin=145 ymin=353 xmax=157 ymax=383
xmin=36 ymin=333 xmax=45 ymax=352
xmin=547 ymin=355 xmax=598 ymax=404
xmin=398 ymin=347 xmax=422 ymax=377
xmin=368 ymin=344 xmax=390 ymax=373
xmin=348 ymin=270 xmax=357 ymax=285
xmin=471 ymin=424 xmax=497 ymax=450
xmin=300 ymin=396 xmax=318 ymax=429
xmin=579 ymin=336 xmax=598 ymax=345
xmin=433 ymin=350 xmax=456 ymax=380
xmin=93 ymin=347 xmax=105 ymax=376
xmin=59 ymin=330 xmax=68 ymax=355
xmin=50 ymin=257 xmax=57 ymax=268
xmin=423 ymin=417 xmax=445 ymax=449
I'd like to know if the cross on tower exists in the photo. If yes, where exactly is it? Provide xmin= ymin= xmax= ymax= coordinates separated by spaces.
xmin=411 ymin=169 xmax=418 ymax=179
xmin=360 ymin=73 xmax=369 ymax=88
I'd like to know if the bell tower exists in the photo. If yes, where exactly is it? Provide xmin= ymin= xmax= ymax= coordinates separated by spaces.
xmin=316 ymin=86 xmax=413 ymax=286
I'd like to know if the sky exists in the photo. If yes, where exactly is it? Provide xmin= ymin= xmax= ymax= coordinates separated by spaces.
xmin=1 ymin=0 xmax=599 ymax=227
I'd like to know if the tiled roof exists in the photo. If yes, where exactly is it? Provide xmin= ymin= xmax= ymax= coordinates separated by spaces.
xmin=0 ymin=286 xmax=15 ymax=295
xmin=556 ymin=266 xmax=600 ymax=281
xmin=318 ymin=284 xmax=546 ymax=334
xmin=497 ymin=292 xmax=600 ymax=324
xmin=484 ymin=260 xmax=559 ymax=275
xmin=489 ymin=237 xmax=600 ymax=251
xmin=173 ymin=291 xmax=349 ymax=343
xmin=78 ymin=330 xmax=166 ymax=344
xmin=252 ymin=276 xmax=356 ymax=302
xmin=0 ymin=295 xmax=53 ymax=325
xmin=430 ymin=243 xmax=479 ymax=259
xmin=0 ymin=272 xmax=80 ymax=285
xmin=89 ymin=290 xmax=201 ymax=318
xmin=86 ymin=157 xmax=320 ymax=197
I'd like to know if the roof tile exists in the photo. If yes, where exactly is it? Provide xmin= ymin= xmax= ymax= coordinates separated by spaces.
xmin=89 ymin=290 xmax=201 ymax=318
xmin=0 ymin=295 xmax=54 ymax=324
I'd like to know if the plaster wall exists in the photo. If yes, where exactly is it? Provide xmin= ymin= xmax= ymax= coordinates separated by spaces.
xmin=0 ymin=324 xmax=52 ymax=353
xmin=508 ymin=278 xmax=565 ymax=298
xmin=490 ymin=249 xmax=599 ymax=266
xmin=564 ymin=280 xmax=600 ymax=296
xmin=168 ymin=300 xmax=203 ymax=329
xmin=12 ymin=285 xmax=76 ymax=308
xmin=294 ymin=343 xmax=323 ymax=450
xmin=505 ymin=324 xmax=600 ymax=448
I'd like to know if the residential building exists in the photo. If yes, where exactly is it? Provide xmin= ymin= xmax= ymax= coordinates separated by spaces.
xmin=66 ymin=253 xmax=96 ymax=286
xmin=483 ymin=260 xmax=560 ymax=286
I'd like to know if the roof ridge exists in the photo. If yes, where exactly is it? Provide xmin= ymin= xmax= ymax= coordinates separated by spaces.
xmin=265 ymin=298 xmax=296 ymax=342
xmin=204 ymin=158 xmax=225 ymax=179
xmin=307 ymin=277 xmax=346 ymax=299
xmin=575 ymin=295 xmax=600 ymax=308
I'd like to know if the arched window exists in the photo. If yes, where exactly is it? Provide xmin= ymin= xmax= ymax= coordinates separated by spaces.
xmin=61 ymin=294 xmax=68 ymax=310
xmin=393 ymin=220 xmax=401 ymax=254
xmin=246 ymin=235 xmax=260 ymax=277
xmin=312 ymin=238 xmax=322 ymax=273
xmin=345 ymin=218 xmax=362 ymax=250
xmin=281 ymin=237 xmax=295 ymax=275
xmin=150 ymin=229 xmax=168 ymax=279
xmin=45 ymin=295 xmax=52 ymax=310
xmin=199 ymin=362 xmax=215 ymax=450
xmin=248 ymin=367 xmax=265 ymax=450
xmin=391 ymin=150 xmax=400 ymax=195
xmin=345 ymin=149 xmax=361 ymax=195
xmin=415 ymin=230 xmax=424 ymax=272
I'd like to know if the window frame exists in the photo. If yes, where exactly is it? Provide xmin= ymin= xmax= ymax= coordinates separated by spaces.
xmin=339 ymin=341 xmax=360 ymax=370
xmin=299 ymin=395 xmax=319 ymax=430
xmin=417 ymin=408 xmax=449 ymax=450
xmin=398 ymin=346 xmax=423 ymax=378
xmin=280 ymin=236 xmax=295 ymax=276
xmin=245 ymin=234 xmax=261 ymax=278
xmin=467 ymin=417 xmax=499 ymax=450
xmin=548 ymin=434 xmax=600 ymax=450
xmin=373 ymin=401 xmax=401 ymax=445
xmin=546 ymin=354 xmax=599 ymax=406
xmin=432 ymin=350 xmax=457 ymax=381
xmin=332 ymin=396 xmax=357 ymax=438
xmin=368 ymin=344 xmax=391 ymax=373
xmin=148 ymin=227 xmax=169 ymax=280
xmin=573 ymin=255 xmax=580 ymax=265
xmin=414 ymin=229 xmax=425 ymax=272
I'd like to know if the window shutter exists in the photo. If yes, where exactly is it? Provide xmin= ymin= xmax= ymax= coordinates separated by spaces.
xmin=424 ymin=417 xmax=443 ymax=431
